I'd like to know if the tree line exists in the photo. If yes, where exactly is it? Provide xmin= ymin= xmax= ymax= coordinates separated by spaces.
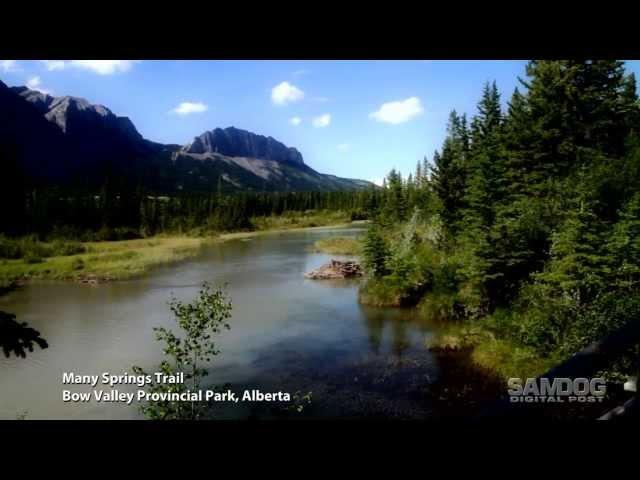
xmin=0 ymin=181 xmax=383 ymax=240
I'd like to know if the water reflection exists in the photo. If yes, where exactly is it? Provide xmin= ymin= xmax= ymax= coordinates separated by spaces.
xmin=360 ymin=305 xmax=432 ymax=360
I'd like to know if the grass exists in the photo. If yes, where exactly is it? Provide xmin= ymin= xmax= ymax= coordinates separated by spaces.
xmin=312 ymin=236 xmax=362 ymax=255
xmin=0 ymin=210 xmax=356 ymax=288
xmin=0 ymin=235 xmax=86 ymax=260
xmin=250 ymin=210 xmax=351 ymax=231
xmin=358 ymin=277 xmax=428 ymax=307
xmin=426 ymin=319 xmax=558 ymax=380
xmin=358 ymin=278 xmax=406 ymax=307
xmin=0 ymin=236 xmax=212 ymax=287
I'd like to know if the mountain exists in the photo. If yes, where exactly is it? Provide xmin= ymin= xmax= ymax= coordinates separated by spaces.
xmin=0 ymin=81 xmax=75 ymax=182
xmin=0 ymin=81 xmax=374 ymax=192
xmin=12 ymin=85 xmax=160 ymax=160
xmin=184 ymin=127 xmax=304 ymax=165
xmin=175 ymin=127 xmax=372 ymax=192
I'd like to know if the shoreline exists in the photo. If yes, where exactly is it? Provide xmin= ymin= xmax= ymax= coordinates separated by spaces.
xmin=0 ymin=220 xmax=366 ymax=290
xmin=217 ymin=221 xmax=364 ymax=242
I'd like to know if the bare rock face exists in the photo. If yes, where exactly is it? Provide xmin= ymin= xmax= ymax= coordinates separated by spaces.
xmin=184 ymin=126 xmax=305 ymax=166
xmin=305 ymin=260 xmax=363 ymax=279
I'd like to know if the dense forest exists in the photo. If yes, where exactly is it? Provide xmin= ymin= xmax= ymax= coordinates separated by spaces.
xmin=0 ymin=179 xmax=380 ymax=241
xmin=361 ymin=60 xmax=640 ymax=377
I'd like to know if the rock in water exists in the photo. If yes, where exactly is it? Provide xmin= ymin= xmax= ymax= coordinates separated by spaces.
xmin=305 ymin=260 xmax=362 ymax=279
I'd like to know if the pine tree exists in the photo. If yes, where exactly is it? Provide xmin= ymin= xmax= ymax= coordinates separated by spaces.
xmin=608 ymin=192 xmax=640 ymax=291
xmin=381 ymin=168 xmax=407 ymax=223
xmin=415 ymin=160 xmax=423 ymax=189
xmin=536 ymin=197 xmax=611 ymax=305
xmin=362 ymin=225 xmax=390 ymax=278
xmin=431 ymin=111 xmax=469 ymax=233
xmin=463 ymin=81 xmax=505 ymax=228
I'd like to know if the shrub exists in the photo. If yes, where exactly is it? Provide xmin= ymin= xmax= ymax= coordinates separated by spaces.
xmin=361 ymin=226 xmax=390 ymax=277
xmin=71 ymin=258 xmax=85 ymax=270
xmin=0 ymin=236 xmax=22 ymax=259
xmin=50 ymin=240 xmax=86 ymax=256
xmin=24 ymin=254 xmax=43 ymax=264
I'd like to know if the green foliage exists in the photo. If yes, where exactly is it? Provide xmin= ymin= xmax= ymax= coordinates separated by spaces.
xmin=71 ymin=258 xmax=85 ymax=271
xmin=132 ymin=282 xmax=232 ymax=420
xmin=385 ymin=208 xmax=422 ymax=285
xmin=361 ymin=225 xmax=390 ymax=278
xmin=608 ymin=192 xmax=640 ymax=290
xmin=0 ymin=235 xmax=86 ymax=260
xmin=380 ymin=168 xmax=408 ymax=224
xmin=430 ymin=111 xmax=470 ymax=232
xmin=367 ymin=60 xmax=640 ymax=379
xmin=23 ymin=254 xmax=43 ymax=264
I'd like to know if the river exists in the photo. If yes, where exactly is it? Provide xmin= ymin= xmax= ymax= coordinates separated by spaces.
xmin=0 ymin=224 xmax=446 ymax=419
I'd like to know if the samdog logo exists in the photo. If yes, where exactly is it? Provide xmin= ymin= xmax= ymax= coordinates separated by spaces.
xmin=508 ymin=377 xmax=606 ymax=403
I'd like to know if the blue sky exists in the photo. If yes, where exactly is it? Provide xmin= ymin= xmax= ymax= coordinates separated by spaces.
xmin=1 ymin=60 xmax=639 ymax=185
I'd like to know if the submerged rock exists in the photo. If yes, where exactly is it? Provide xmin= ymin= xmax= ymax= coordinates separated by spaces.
xmin=305 ymin=260 xmax=362 ymax=280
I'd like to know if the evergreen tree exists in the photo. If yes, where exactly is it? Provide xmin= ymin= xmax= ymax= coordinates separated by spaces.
xmin=381 ymin=168 xmax=407 ymax=223
xmin=362 ymin=225 xmax=390 ymax=278
xmin=430 ymin=111 xmax=469 ymax=233
xmin=608 ymin=192 xmax=640 ymax=291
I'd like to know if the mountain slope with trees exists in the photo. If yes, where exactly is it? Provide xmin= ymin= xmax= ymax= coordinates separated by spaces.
xmin=0 ymin=82 xmax=374 ymax=194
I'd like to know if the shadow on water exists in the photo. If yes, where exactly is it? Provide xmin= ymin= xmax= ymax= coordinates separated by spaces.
xmin=206 ymin=305 xmax=452 ymax=420
xmin=204 ymin=300 xmax=508 ymax=420
xmin=0 ymin=310 xmax=49 ymax=359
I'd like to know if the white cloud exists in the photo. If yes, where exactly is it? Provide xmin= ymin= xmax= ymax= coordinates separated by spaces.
xmin=170 ymin=102 xmax=209 ymax=115
xmin=39 ymin=60 xmax=138 ymax=75
xmin=41 ymin=60 xmax=66 ymax=71
xmin=292 ymin=69 xmax=310 ymax=77
xmin=369 ymin=96 xmax=424 ymax=124
xmin=26 ymin=76 xmax=51 ymax=95
xmin=312 ymin=113 xmax=331 ymax=128
xmin=70 ymin=60 xmax=137 ymax=75
xmin=337 ymin=143 xmax=350 ymax=152
xmin=271 ymin=81 xmax=304 ymax=106
xmin=0 ymin=60 xmax=18 ymax=72
xmin=289 ymin=116 xmax=302 ymax=126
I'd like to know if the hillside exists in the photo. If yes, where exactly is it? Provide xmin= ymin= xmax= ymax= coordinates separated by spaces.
xmin=0 ymin=81 xmax=374 ymax=193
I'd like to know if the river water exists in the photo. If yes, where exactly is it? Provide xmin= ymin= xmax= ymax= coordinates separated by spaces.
xmin=0 ymin=225 xmax=445 ymax=419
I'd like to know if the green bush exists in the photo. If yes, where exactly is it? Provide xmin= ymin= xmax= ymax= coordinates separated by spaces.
xmin=93 ymin=227 xmax=141 ymax=242
xmin=24 ymin=254 xmax=43 ymax=264
xmin=0 ymin=235 xmax=87 ymax=260
xmin=71 ymin=258 xmax=85 ymax=270
xmin=0 ymin=235 xmax=22 ymax=259
xmin=50 ymin=240 xmax=86 ymax=256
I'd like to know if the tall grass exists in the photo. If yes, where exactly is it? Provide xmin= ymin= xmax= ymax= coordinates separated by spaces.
xmin=250 ymin=210 xmax=351 ymax=231
xmin=313 ymin=236 xmax=362 ymax=255
xmin=0 ymin=236 xmax=210 ymax=287
xmin=0 ymin=235 xmax=86 ymax=260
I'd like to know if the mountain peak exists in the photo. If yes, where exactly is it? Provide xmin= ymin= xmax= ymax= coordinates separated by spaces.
xmin=12 ymin=86 xmax=143 ymax=143
xmin=183 ymin=126 xmax=305 ymax=166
